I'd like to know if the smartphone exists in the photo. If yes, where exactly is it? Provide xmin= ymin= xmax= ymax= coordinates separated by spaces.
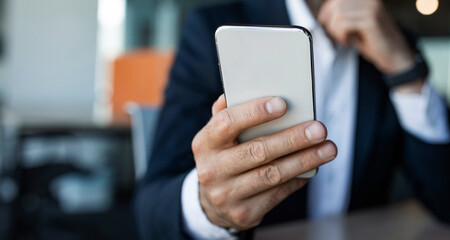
xmin=215 ymin=25 xmax=317 ymax=178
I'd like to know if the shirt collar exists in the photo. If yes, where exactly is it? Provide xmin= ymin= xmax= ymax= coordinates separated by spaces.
xmin=285 ymin=0 xmax=318 ymax=31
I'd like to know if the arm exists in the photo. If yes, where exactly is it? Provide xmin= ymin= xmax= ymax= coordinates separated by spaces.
xmin=391 ymin=82 xmax=450 ymax=144
xmin=392 ymin=78 xmax=450 ymax=223
xmin=401 ymin=123 xmax=450 ymax=223
xmin=319 ymin=0 xmax=450 ymax=223
xmin=181 ymin=168 xmax=238 ymax=240
xmin=135 ymin=8 xmax=338 ymax=239
xmin=133 ymin=9 xmax=222 ymax=239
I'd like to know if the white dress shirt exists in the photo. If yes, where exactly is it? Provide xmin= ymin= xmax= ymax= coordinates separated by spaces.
xmin=181 ymin=0 xmax=450 ymax=239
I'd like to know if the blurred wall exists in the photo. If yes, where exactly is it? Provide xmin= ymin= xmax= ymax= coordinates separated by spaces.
xmin=0 ymin=61 xmax=5 ymax=94
xmin=1 ymin=0 xmax=98 ymax=126
xmin=420 ymin=37 xmax=450 ymax=103
xmin=0 ymin=0 xmax=448 ymax=128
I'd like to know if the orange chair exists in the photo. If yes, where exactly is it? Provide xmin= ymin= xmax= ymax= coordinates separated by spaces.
xmin=111 ymin=49 xmax=174 ymax=124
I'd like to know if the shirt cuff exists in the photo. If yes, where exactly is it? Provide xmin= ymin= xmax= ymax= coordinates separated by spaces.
xmin=390 ymin=81 xmax=450 ymax=144
xmin=181 ymin=168 xmax=237 ymax=240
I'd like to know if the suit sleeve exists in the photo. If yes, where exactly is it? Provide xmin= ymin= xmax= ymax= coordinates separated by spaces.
xmin=394 ymin=30 xmax=450 ymax=223
xmin=390 ymin=81 xmax=450 ymax=144
xmin=133 ymin=9 xmax=222 ymax=240
xmin=402 ymin=123 xmax=450 ymax=223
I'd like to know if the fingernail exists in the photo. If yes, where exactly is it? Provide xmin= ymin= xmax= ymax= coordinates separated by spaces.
xmin=318 ymin=142 xmax=337 ymax=161
xmin=305 ymin=122 xmax=326 ymax=142
xmin=265 ymin=97 xmax=286 ymax=115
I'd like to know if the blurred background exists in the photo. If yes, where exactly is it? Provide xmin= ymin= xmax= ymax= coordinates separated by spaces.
xmin=0 ymin=0 xmax=448 ymax=239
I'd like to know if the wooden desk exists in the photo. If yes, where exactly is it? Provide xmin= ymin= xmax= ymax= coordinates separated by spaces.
xmin=255 ymin=201 xmax=450 ymax=240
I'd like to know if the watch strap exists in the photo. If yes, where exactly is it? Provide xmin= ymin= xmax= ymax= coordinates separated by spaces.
xmin=382 ymin=53 xmax=429 ymax=88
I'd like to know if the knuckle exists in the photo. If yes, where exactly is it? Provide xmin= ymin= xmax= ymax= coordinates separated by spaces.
xmin=266 ymin=186 xmax=288 ymax=207
xmin=274 ymin=183 xmax=295 ymax=202
xmin=248 ymin=140 xmax=268 ymax=164
xmin=275 ymin=185 xmax=290 ymax=200
xmin=209 ymin=189 xmax=226 ymax=207
xmin=297 ymin=151 xmax=316 ymax=171
xmin=212 ymin=110 xmax=233 ymax=135
xmin=299 ymin=158 xmax=314 ymax=172
xmin=251 ymin=218 xmax=263 ymax=228
xmin=242 ymin=107 xmax=256 ymax=122
xmin=191 ymin=133 xmax=204 ymax=154
xmin=261 ymin=164 xmax=283 ymax=186
xmin=287 ymin=128 xmax=304 ymax=147
xmin=197 ymin=167 xmax=215 ymax=185
xmin=249 ymin=104 xmax=267 ymax=122
xmin=230 ymin=207 xmax=251 ymax=227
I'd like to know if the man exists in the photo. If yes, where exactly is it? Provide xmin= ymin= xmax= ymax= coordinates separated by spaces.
xmin=135 ymin=0 xmax=450 ymax=239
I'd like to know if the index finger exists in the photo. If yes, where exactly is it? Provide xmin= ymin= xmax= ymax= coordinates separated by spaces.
xmin=204 ymin=96 xmax=287 ymax=149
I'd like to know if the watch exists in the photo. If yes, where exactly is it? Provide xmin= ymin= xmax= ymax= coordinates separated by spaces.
xmin=382 ymin=53 xmax=429 ymax=88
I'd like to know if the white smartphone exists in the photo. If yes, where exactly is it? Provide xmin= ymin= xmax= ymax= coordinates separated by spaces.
xmin=215 ymin=25 xmax=317 ymax=178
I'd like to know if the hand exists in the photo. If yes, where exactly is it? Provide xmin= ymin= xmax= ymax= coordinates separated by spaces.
xmin=192 ymin=95 xmax=337 ymax=230
xmin=318 ymin=0 xmax=415 ymax=75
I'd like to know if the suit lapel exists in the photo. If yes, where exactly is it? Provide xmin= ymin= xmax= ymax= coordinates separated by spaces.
xmin=242 ymin=0 xmax=381 ymax=205
xmin=351 ymin=57 xmax=382 ymax=187
xmin=243 ymin=0 xmax=291 ymax=25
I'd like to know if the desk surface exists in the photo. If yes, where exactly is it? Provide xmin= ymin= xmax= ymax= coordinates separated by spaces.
xmin=255 ymin=201 xmax=450 ymax=240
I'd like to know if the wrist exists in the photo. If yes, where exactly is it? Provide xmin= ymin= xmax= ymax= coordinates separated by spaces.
xmin=393 ymin=78 xmax=424 ymax=94
xmin=182 ymin=169 xmax=237 ymax=239
xmin=198 ymin=185 xmax=231 ymax=229
xmin=382 ymin=52 xmax=429 ymax=91
xmin=379 ymin=50 xmax=415 ymax=75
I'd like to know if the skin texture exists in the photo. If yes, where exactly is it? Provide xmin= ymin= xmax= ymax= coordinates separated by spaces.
xmin=193 ymin=0 xmax=424 ymax=231
xmin=193 ymin=96 xmax=337 ymax=230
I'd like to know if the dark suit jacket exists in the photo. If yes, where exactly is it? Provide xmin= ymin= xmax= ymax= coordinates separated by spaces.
xmin=134 ymin=0 xmax=450 ymax=239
